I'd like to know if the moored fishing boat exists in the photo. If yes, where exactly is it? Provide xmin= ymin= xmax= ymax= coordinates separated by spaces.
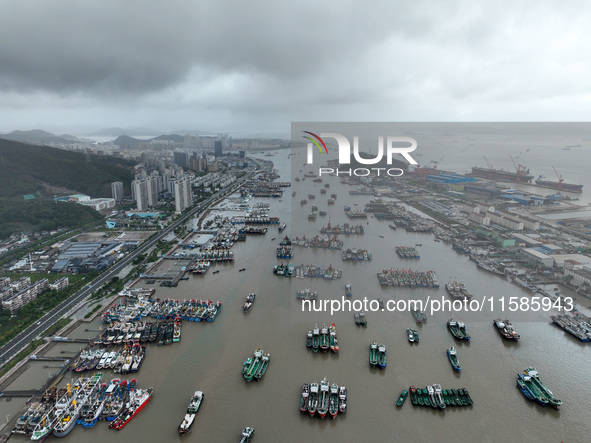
xmin=308 ymin=382 xmax=319 ymax=417
xmin=369 ymin=342 xmax=378 ymax=367
xmin=377 ymin=344 xmax=387 ymax=369
xmin=338 ymin=386 xmax=347 ymax=413
xmin=300 ymin=384 xmax=310 ymax=413
xmin=312 ymin=325 xmax=320 ymax=352
xmin=329 ymin=383 xmax=339 ymax=419
xmin=178 ymin=390 xmax=204 ymax=434
xmin=447 ymin=346 xmax=462 ymax=372
xmin=318 ymin=378 xmax=330 ymax=418
xmin=345 ymin=281 xmax=352 ymax=296
xmin=329 ymin=323 xmax=340 ymax=352
xmin=319 ymin=324 xmax=330 ymax=352
xmin=254 ymin=351 xmax=270 ymax=380
xmin=109 ymin=386 xmax=153 ymax=430
xmin=396 ymin=390 xmax=408 ymax=406
xmin=407 ymin=328 xmax=414 ymax=342
xmin=412 ymin=329 xmax=419 ymax=343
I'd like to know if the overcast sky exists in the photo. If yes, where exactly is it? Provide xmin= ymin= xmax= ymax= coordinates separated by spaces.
xmin=1 ymin=1 xmax=590 ymax=135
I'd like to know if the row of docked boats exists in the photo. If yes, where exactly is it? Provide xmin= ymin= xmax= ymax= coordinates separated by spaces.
xmin=550 ymin=312 xmax=591 ymax=342
xmin=188 ymin=248 xmax=235 ymax=262
xmin=447 ymin=319 xmax=471 ymax=341
xmin=13 ymin=386 xmax=67 ymax=436
xmin=30 ymin=375 xmax=153 ymax=440
xmin=341 ymin=248 xmax=372 ymax=261
xmin=395 ymin=246 xmax=420 ymax=259
xmin=71 ymin=343 xmax=146 ymax=374
xmin=290 ymin=234 xmax=344 ymax=249
xmin=300 ymin=379 xmax=347 ymax=419
xmin=445 ymin=281 xmax=473 ymax=300
xmin=319 ymin=223 xmax=364 ymax=235
xmin=369 ymin=342 xmax=387 ymax=369
xmin=297 ymin=288 xmax=318 ymax=300
xmin=516 ymin=367 xmax=562 ymax=409
xmin=101 ymin=296 xmax=222 ymax=323
xmin=97 ymin=318 xmax=181 ymax=347
xmin=242 ymin=348 xmax=271 ymax=382
xmin=409 ymin=385 xmax=473 ymax=409
xmin=291 ymin=264 xmax=343 ymax=279
xmin=306 ymin=323 xmax=340 ymax=353
xmin=377 ymin=269 xmax=439 ymax=287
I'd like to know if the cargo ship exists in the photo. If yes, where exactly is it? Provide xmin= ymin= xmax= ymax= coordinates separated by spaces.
xmin=469 ymin=166 xmax=534 ymax=183
xmin=535 ymin=178 xmax=583 ymax=193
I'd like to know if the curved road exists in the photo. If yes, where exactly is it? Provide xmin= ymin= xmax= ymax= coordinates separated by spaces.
xmin=0 ymin=168 xmax=259 ymax=367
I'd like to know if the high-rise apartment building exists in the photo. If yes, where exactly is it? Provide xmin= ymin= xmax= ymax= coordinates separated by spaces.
xmin=111 ymin=181 xmax=124 ymax=202
xmin=174 ymin=176 xmax=193 ymax=213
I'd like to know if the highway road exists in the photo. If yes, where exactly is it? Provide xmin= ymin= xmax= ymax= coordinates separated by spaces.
xmin=0 ymin=169 xmax=259 ymax=367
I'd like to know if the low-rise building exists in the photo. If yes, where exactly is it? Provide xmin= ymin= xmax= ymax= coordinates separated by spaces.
xmin=49 ymin=276 xmax=69 ymax=291
xmin=2 ymin=279 xmax=49 ymax=312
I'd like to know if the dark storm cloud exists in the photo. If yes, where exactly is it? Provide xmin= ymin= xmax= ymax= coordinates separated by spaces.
xmin=1 ymin=1 xmax=591 ymax=131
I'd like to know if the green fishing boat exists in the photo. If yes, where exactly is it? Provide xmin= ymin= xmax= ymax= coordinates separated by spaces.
xmin=242 ymin=348 xmax=263 ymax=382
xmin=409 ymin=386 xmax=418 ymax=405
xmin=413 ymin=329 xmax=419 ymax=343
xmin=377 ymin=344 xmax=387 ymax=369
xmin=312 ymin=325 xmax=320 ymax=352
xmin=396 ymin=390 xmax=408 ymax=406
xmin=447 ymin=346 xmax=462 ymax=372
xmin=369 ymin=342 xmax=378 ymax=367
xmin=254 ymin=351 xmax=270 ymax=380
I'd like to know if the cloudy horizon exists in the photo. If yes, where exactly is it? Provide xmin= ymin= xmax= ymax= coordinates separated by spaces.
xmin=1 ymin=1 xmax=590 ymax=135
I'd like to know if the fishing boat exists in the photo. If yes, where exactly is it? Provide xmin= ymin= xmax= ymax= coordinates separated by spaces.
xmin=173 ymin=317 xmax=182 ymax=343
xmin=377 ymin=344 xmax=387 ymax=369
xmin=518 ymin=368 xmax=562 ymax=409
xmin=494 ymin=318 xmax=521 ymax=341
xmin=319 ymin=324 xmax=330 ymax=352
xmin=369 ymin=342 xmax=378 ymax=367
xmin=254 ymin=351 xmax=270 ymax=380
xmin=457 ymin=321 xmax=471 ymax=340
xmin=242 ymin=348 xmax=264 ymax=382
xmin=306 ymin=330 xmax=313 ymax=348
xmin=338 ymin=386 xmax=347 ymax=413
xmin=345 ymin=281 xmax=352 ymax=296
xmin=308 ymin=383 xmax=319 ymax=417
xmin=278 ymin=222 xmax=287 ymax=232
xmin=411 ymin=309 xmax=427 ymax=322
xmin=407 ymin=328 xmax=414 ymax=343
xmin=318 ymin=378 xmax=330 ymax=418
xmin=413 ymin=329 xmax=419 ymax=343
xmin=447 ymin=346 xmax=462 ymax=372
xmin=109 ymin=386 xmax=153 ymax=430
xmin=329 ymin=323 xmax=340 ymax=353
xmin=396 ymin=390 xmax=408 ymax=406
xmin=300 ymin=384 xmax=310 ymax=413
xmin=243 ymin=293 xmax=256 ymax=311
xmin=434 ymin=384 xmax=446 ymax=409
xmin=448 ymin=319 xmax=470 ymax=341
xmin=409 ymin=386 xmax=418 ymax=405
xmin=359 ymin=311 xmax=367 ymax=326
xmin=329 ymin=383 xmax=339 ymax=419
xmin=239 ymin=427 xmax=255 ymax=443
xmin=178 ymin=390 xmax=204 ymax=434
xmin=312 ymin=325 xmax=320 ymax=352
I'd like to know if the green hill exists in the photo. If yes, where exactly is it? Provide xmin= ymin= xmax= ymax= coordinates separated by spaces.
xmin=0 ymin=139 xmax=135 ymax=198
xmin=0 ymin=200 xmax=102 ymax=239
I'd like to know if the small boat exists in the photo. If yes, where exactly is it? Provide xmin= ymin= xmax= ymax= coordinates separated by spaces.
xmin=178 ymin=390 xmax=204 ymax=434
xmin=377 ymin=344 xmax=387 ymax=369
xmin=212 ymin=270 xmax=219 ymax=274
xmin=239 ymin=427 xmax=255 ymax=443
xmin=300 ymin=384 xmax=310 ymax=413
xmin=396 ymin=390 xmax=408 ymax=406
xmin=407 ymin=328 xmax=414 ymax=342
xmin=239 ymin=268 xmax=246 ymax=272
xmin=243 ymin=293 xmax=256 ymax=311
xmin=338 ymin=386 xmax=347 ymax=413
xmin=412 ymin=329 xmax=419 ymax=343
xmin=345 ymin=281 xmax=352 ymax=297
xmin=447 ymin=346 xmax=462 ymax=372
xmin=379 ymin=235 xmax=384 ymax=238
xmin=329 ymin=383 xmax=339 ymax=419
xmin=369 ymin=342 xmax=378 ymax=367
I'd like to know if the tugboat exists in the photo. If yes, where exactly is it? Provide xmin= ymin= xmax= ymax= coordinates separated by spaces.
xmin=447 ymin=346 xmax=462 ymax=372
xmin=396 ymin=390 xmax=408 ymax=406
xmin=329 ymin=383 xmax=339 ymax=419
xmin=300 ymin=384 xmax=310 ymax=413
xmin=243 ymin=293 xmax=256 ymax=311
xmin=345 ymin=281 xmax=352 ymax=297
xmin=494 ymin=318 xmax=521 ymax=341
xmin=377 ymin=344 xmax=387 ymax=369
xmin=239 ymin=427 xmax=255 ymax=443
xmin=178 ymin=390 xmax=204 ymax=434
xmin=369 ymin=342 xmax=378 ymax=367
xmin=338 ymin=386 xmax=347 ymax=413
xmin=308 ymin=383 xmax=319 ymax=417
xmin=318 ymin=378 xmax=330 ymax=418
